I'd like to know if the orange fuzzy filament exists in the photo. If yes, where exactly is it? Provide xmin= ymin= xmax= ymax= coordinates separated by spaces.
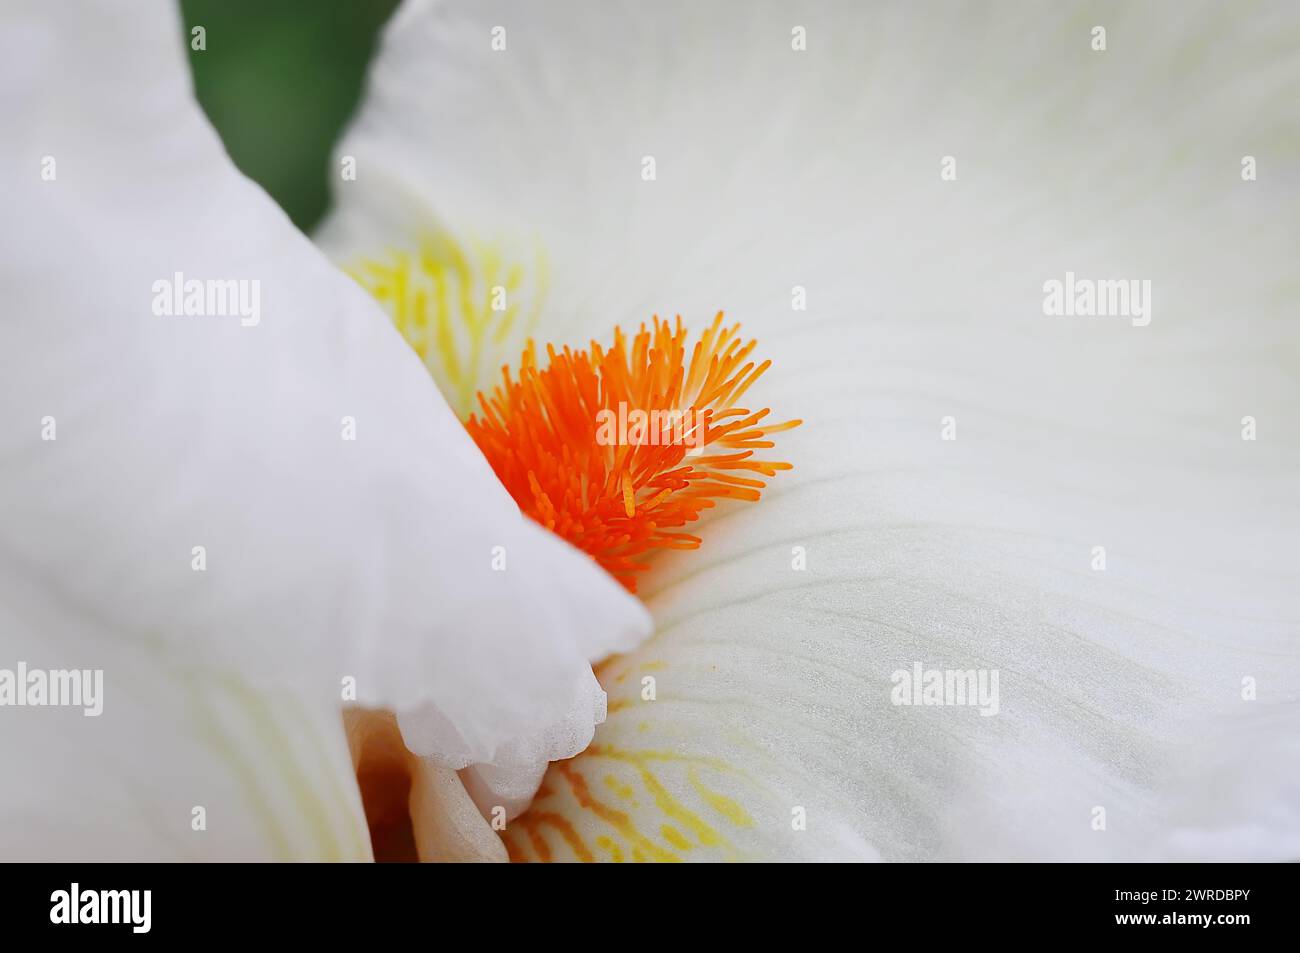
xmin=466 ymin=313 xmax=800 ymax=591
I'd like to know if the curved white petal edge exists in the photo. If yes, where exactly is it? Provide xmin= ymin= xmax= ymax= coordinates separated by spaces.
xmin=321 ymin=0 xmax=1300 ymax=860
xmin=0 ymin=0 xmax=649 ymax=857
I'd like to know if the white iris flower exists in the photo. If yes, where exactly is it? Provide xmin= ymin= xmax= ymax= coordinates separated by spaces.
xmin=1 ymin=0 xmax=1297 ymax=862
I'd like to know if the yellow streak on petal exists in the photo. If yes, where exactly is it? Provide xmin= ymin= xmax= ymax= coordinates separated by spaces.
xmin=689 ymin=769 xmax=754 ymax=828
xmin=603 ymin=774 xmax=636 ymax=802
xmin=511 ymin=724 xmax=758 ymax=862
xmin=346 ymin=233 xmax=548 ymax=417
xmin=661 ymin=826 xmax=693 ymax=851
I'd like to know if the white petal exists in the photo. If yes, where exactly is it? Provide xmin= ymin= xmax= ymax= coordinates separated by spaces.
xmin=0 ymin=582 xmax=370 ymax=860
xmin=1157 ymin=705 xmax=1300 ymax=862
xmin=457 ymin=667 xmax=607 ymax=820
xmin=332 ymin=0 xmax=1300 ymax=859
xmin=346 ymin=709 xmax=507 ymax=861
xmin=0 ymin=0 xmax=650 ymax=854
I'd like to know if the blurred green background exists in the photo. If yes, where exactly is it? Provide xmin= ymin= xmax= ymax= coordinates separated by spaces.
xmin=181 ymin=0 xmax=401 ymax=232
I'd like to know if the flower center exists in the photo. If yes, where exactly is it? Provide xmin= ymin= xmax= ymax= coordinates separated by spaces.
xmin=347 ymin=236 xmax=803 ymax=588
xmin=466 ymin=314 xmax=800 ymax=590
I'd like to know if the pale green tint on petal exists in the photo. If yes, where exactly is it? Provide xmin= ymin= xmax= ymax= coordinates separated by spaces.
xmin=0 ymin=583 xmax=370 ymax=861
xmin=333 ymin=0 xmax=1300 ymax=859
